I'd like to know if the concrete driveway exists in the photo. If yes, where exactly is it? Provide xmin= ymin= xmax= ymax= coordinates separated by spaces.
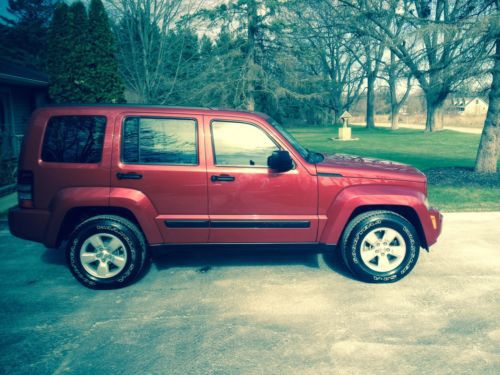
xmin=0 ymin=212 xmax=499 ymax=375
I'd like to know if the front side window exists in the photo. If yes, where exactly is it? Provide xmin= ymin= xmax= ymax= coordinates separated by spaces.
xmin=41 ymin=116 xmax=106 ymax=163
xmin=122 ymin=117 xmax=197 ymax=165
xmin=211 ymin=121 xmax=279 ymax=167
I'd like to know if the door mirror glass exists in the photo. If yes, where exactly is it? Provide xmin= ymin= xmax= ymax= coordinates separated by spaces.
xmin=267 ymin=150 xmax=293 ymax=172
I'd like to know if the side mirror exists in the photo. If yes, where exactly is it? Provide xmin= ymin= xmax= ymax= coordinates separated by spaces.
xmin=267 ymin=150 xmax=293 ymax=173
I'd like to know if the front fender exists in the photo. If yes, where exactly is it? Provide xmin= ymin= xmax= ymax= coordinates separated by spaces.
xmin=319 ymin=185 xmax=430 ymax=245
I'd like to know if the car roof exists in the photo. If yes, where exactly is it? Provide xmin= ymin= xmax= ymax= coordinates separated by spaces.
xmin=38 ymin=104 xmax=271 ymax=121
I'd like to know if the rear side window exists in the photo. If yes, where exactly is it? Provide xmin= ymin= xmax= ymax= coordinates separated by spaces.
xmin=41 ymin=116 xmax=106 ymax=163
xmin=122 ymin=117 xmax=197 ymax=165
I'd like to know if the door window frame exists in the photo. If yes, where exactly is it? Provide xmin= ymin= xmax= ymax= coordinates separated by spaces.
xmin=120 ymin=116 xmax=200 ymax=166
xmin=209 ymin=119 xmax=283 ymax=169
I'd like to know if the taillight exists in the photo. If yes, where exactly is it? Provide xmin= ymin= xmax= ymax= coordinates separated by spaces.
xmin=17 ymin=170 xmax=34 ymax=208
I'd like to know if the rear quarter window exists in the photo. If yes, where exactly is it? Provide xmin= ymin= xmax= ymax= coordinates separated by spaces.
xmin=41 ymin=115 xmax=106 ymax=163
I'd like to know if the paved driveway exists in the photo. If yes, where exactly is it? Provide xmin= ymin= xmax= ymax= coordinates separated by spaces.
xmin=0 ymin=212 xmax=499 ymax=374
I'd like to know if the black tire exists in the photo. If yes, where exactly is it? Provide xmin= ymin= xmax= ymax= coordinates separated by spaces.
xmin=340 ymin=210 xmax=420 ymax=283
xmin=66 ymin=215 xmax=147 ymax=289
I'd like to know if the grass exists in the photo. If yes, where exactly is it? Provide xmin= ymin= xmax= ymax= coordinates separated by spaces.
xmin=288 ymin=126 xmax=500 ymax=212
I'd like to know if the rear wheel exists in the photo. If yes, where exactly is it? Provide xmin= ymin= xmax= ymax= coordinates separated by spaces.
xmin=340 ymin=211 xmax=420 ymax=283
xmin=66 ymin=215 xmax=147 ymax=289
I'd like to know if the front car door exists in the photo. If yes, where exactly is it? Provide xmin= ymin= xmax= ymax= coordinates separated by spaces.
xmin=204 ymin=114 xmax=318 ymax=243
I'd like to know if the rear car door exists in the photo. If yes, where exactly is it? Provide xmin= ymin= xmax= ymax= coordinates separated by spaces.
xmin=111 ymin=111 xmax=208 ymax=243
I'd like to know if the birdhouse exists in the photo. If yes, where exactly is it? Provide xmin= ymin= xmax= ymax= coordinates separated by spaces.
xmin=340 ymin=111 xmax=352 ymax=127
xmin=338 ymin=111 xmax=353 ymax=140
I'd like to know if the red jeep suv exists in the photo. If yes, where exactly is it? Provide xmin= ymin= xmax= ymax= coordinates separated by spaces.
xmin=9 ymin=105 xmax=442 ymax=288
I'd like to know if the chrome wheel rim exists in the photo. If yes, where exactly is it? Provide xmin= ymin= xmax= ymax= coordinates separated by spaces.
xmin=80 ymin=233 xmax=127 ymax=279
xmin=360 ymin=227 xmax=406 ymax=273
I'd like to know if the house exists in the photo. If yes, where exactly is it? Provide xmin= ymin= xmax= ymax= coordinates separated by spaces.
xmin=0 ymin=59 xmax=49 ymax=162
xmin=447 ymin=97 xmax=489 ymax=116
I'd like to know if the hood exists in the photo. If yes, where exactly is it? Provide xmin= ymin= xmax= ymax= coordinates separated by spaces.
xmin=316 ymin=153 xmax=426 ymax=183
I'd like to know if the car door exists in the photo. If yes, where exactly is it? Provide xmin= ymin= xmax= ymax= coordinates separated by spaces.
xmin=205 ymin=115 xmax=318 ymax=243
xmin=111 ymin=111 xmax=208 ymax=243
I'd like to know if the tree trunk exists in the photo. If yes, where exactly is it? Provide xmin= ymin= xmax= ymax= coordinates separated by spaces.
xmin=245 ymin=0 xmax=257 ymax=112
xmin=475 ymin=39 xmax=499 ymax=173
xmin=425 ymin=95 xmax=445 ymax=132
xmin=391 ymin=110 xmax=399 ymax=130
xmin=330 ymin=109 xmax=339 ymax=126
xmin=366 ymin=74 xmax=375 ymax=128
xmin=389 ymin=70 xmax=399 ymax=130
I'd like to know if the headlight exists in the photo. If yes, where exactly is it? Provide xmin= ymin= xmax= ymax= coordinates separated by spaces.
xmin=424 ymin=197 xmax=430 ymax=209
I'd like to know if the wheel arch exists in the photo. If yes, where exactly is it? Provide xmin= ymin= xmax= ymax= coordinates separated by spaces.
xmin=56 ymin=206 xmax=144 ymax=248
xmin=44 ymin=187 xmax=163 ymax=248
xmin=342 ymin=205 xmax=427 ymax=250
xmin=319 ymin=185 xmax=429 ymax=249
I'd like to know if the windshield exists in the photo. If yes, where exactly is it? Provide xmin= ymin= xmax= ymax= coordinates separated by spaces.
xmin=268 ymin=118 xmax=324 ymax=163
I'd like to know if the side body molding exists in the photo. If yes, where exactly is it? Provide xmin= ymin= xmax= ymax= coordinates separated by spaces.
xmin=319 ymin=185 xmax=430 ymax=245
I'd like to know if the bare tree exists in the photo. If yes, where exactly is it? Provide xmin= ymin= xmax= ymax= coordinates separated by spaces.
xmin=356 ymin=38 xmax=385 ymax=128
xmin=291 ymin=0 xmax=364 ymax=124
xmin=475 ymin=0 xmax=499 ymax=173
xmin=106 ymin=0 xmax=203 ymax=103
xmin=382 ymin=50 xmax=412 ymax=130
xmin=338 ymin=0 xmax=493 ymax=132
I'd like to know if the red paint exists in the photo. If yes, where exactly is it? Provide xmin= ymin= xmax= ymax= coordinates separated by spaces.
xmin=9 ymin=105 xmax=442 ymax=250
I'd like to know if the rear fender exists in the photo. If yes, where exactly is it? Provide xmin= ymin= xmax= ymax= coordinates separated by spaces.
xmin=108 ymin=188 xmax=163 ymax=244
xmin=45 ymin=187 xmax=110 ymax=247
xmin=45 ymin=187 xmax=163 ymax=247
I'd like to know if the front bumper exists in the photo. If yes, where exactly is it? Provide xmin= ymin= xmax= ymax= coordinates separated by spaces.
xmin=425 ymin=208 xmax=443 ymax=247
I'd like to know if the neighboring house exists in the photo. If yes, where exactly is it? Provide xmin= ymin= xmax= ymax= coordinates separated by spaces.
xmin=447 ymin=97 xmax=489 ymax=115
xmin=0 ymin=59 xmax=49 ymax=162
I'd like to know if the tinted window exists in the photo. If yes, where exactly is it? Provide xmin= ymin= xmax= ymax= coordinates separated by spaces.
xmin=211 ymin=121 xmax=279 ymax=166
xmin=122 ymin=117 xmax=197 ymax=165
xmin=42 ymin=116 xmax=106 ymax=163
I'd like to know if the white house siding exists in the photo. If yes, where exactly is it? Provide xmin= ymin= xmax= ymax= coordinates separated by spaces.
xmin=463 ymin=98 xmax=488 ymax=115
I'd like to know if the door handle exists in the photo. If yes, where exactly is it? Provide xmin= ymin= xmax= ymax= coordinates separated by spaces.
xmin=211 ymin=174 xmax=235 ymax=182
xmin=117 ymin=172 xmax=143 ymax=180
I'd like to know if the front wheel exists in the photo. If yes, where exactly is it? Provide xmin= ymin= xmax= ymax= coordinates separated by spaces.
xmin=340 ymin=211 xmax=420 ymax=283
xmin=66 ymin=215 xmax=147 ymax=289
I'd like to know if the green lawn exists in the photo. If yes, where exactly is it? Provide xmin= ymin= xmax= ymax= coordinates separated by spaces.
xmin=288 ymin=126 xmax=500 ymax=212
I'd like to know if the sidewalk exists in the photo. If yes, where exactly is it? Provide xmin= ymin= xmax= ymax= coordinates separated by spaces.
xmin=351 ymin=122 xmax=482 ymax=134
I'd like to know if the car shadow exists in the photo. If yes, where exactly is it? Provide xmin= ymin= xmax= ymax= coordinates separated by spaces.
xmin=321 ymin=249 xmax=354 ymax=280
xmin=41 ymin=247 xmax=66 ymax=265
xmin=152 ymin=245 xmax=356 ymax=280
xmin=152 ymin=246 xmax=320 ymax=270
xmin=41 ymin=244 xmax=356 ymax=281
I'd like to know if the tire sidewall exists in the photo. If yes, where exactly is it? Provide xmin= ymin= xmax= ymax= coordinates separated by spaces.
xmin=67 ymin=218 xmax=141 ymax=289
xmin=347 ymin=215 xmax=419 ymax=283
